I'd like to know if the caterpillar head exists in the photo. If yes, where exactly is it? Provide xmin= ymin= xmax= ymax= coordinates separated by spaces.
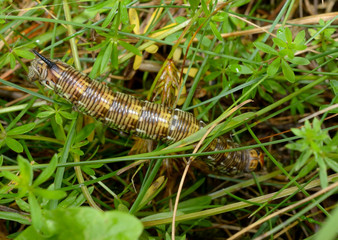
xmin=28 ymin=50 xmax=62 ymax=91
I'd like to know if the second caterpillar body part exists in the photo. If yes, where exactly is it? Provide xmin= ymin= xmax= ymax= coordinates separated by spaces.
xmin=28 ymin=50 xmax=263 ymax=175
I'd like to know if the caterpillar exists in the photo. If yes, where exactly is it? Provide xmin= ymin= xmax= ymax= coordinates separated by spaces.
xmin=28 ymin=50 xmax=263 ymax=175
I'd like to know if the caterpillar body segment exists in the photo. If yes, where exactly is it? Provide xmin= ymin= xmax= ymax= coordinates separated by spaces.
xmin=28 ymin=51 xmax=264 ymax=174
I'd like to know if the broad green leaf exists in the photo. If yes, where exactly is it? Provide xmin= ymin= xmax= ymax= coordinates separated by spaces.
xmin=281 ymin=60 xmax=295 ymax=82
xmin=81 ymin=164 xmax=103 ymax=176
xmin=286 ymin=49 xmax=294 ymax=59
xmin=212 ymin=13 xmax=226 ymax=22
xmin=1 ymin=170 xmax=20 ymax=182
xmin=81 ymin=165 xmax=95 ymax=176
xmin=294 ymin=44 xmax=307 ymax=51
xmin=325 ymin=158 xmax=338 ymax=173
xmin=100 ymin=42 xmax=113 ymax=74
xmin=17 ymin=208 xmax=144 ymax=240
xmin=188 ymin=0 xmax=199 ymax=11
xmin=267 ymin=80 xmax=286 ymax=95
xmin=39 ymin=105 xmax=54 ymax=111
xmin=312 ymin=118 xmax=321 ymax=132
xmin=16 ymin=198 xmax=30 ymax=212
xmin=258 ymin=86 xmax=274 ymax=103
xmin=117 ymin=203 xmax=129 ymax=212
xmin=288 ymin=57 xmax=310 ymax=65
xmin=28 ymin=192 xmax=43 ymax=231
xmin=118 ymin=40 xmax=142 ymax=56
xmin=201 ymin=0 xmax=209 ymax=15
xmin=33 ymin=154 xmax=58 ymax=187
xmin=14 ymin=226 xmax=42 ymax=240
xmin=298 ymin=159 xmax=317 ymax=178
xmin=89 ymin=48 xmax=104 ymax=78
xmin=5 ymin=137 xmax=23 ymax=153
xmin=14 ymin=49 xmax=35 ymax=59
xmin=51 ymin=117 xmax=66 ymax=140
xmin=55 ymin=113 xmax=63 ymax=126
xmin=71 ymin=148 xmax=84 ymax=156
xmin=228 ymin=64 xmax=253 ymax=74
xmin=102 ymin=1 xmax=119 ymax=28
xmin=267 ymin=58 xmax=280 ymax=76
xmin=294 ymin=30 xmax=306 ymax=45
xmin=272 ymin=38 xmax=287 ymax=48
xmin=276 ymin=27 xmax=286 ymax=42
xmin=9 ymin=53 xmax=16 ymax=69
xmin=7 ymin=123 xmax=36 ymax=135
xmin=254 ymin=42 xmax=278 ymax=55
xmin=209 ymin=21 xmax=223 ymax=42
xmin=120 ymin=1 xmax=129 ymax=25
xmin=295 ymin=150 xmax=312 ymax=170
xmin=86 ymin=41 xmax=108 ymax=51
xmin=285 ymin=27 xmax=292 ymax=43
xmin=279 ymin=49 xmax=289 ymax=58
xmin=37 ymin=111 xmax=54 ymax=118
xmin=18 ymin=155 xmax=33 ymax=187
xmin=0 ymin=54 xmax=10 ymax=69
xmin=285 ymin=142 xmax=302 ymax=151
xmin=308 ymin=28 xmax=317 ymax=38
xmin=59 ymin=110 xmax=77 ymax=120
xmin=75 ymin=123 xmax=96 ymax=142
xmin=265 ymin=81 xmax=275 ymax=93
xmin=304 ymin=119 xmax=311 ymax=129
xmin=73 ymin=141 xmax=89 ymax=148
xmin=33 ymin=187 xmax=67 ymax=200
xmin=291 ymin=127 xmax=302 ymax=136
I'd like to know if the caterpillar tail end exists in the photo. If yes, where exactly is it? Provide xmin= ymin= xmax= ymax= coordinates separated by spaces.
xmin=245 ymin=149 xmax=264 ymax=172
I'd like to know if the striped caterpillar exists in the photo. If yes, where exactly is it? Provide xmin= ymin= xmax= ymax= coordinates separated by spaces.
xmin=28 ymin=50 xmax=263 ymax=175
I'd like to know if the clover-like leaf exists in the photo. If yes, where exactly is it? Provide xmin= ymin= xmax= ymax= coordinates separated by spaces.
xmin=281 ymin=60 xmax=295 ymax=83
xmin=7 ymin=123 xmax=36 ymax=136
xmin=254 ymin=42 xmax=278 ymax=55
xmin=267 ymin=58 xmax=280 ymax=76
xmin=288 ymin=57 xmax=310 ymax=65
xmin=5 ymin=137 xmax=23 ymax=153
